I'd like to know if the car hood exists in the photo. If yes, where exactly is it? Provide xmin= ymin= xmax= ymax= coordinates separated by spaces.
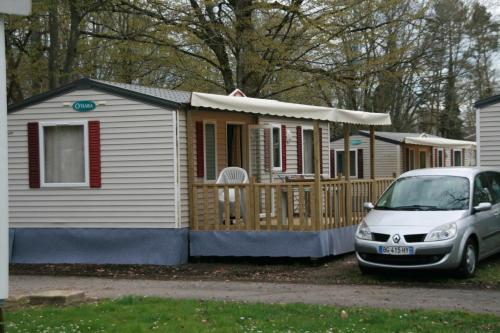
xmin=364 ymin=209 xmax=468 ymax=234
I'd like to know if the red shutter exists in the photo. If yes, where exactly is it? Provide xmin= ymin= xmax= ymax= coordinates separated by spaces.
xmin=88 ymin=121 xmax=101 ymax=188
xmin=319 ymin=128 xmax=323 ymax=174
xmin=296 ymin=126 xmax=302 ymax=174
xmin=450 ymin=149 xmax=454 ymax=166
xmin=281 ymin=125 xmax=287 ymax=171
xmin=444 ymin=149 xmax=447 ymax=166
xmin=264 ymin=128 xmax=270 ymax=171
xmin=330 ymin=149 xmax=335 ymax=178
xmin=462 ymin=148 xmax=465 ymax=166
xmin=434 ymin=149 xmax=438 ymax=167
xmin=357 ymin=149 xmax=364 ymax=179
xmin=27 ymin=122 xmax=40 ymax=188
xmin=195 ymin=121 xmax=204 ymax=178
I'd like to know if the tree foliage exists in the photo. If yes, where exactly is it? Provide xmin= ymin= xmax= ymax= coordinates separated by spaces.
xmin=5 ymin=0 xmax=499 ymax=138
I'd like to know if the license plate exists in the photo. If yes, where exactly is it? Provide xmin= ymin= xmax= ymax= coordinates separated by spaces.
xmin=378 ymin=246 xmax=414 ymax=255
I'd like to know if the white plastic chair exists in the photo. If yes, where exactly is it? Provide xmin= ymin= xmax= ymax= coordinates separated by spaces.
xmin=217 ymin=167 xmax=249 ymax=223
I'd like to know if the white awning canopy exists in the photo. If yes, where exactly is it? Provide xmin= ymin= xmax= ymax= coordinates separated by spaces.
xmin=404 ymin=136 xmax=476 ymax=148
xmin=191 ymin=92 xmax=391 ymax=126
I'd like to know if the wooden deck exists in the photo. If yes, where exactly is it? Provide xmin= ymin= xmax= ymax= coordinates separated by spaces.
xmin=190 ymin=178 xmax=393 ymax=231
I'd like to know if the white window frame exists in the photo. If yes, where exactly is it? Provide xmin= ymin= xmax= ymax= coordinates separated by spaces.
xmin=39 ymin=120 xmax=89 ymax=188
xmin=301 ymin=125 xmax=314 ymax=175
xmin=203 ymin=120 xmax=217 ymax=182
xmin=271 ymin=123 xmax=282 ymax=171
xmin=408 ymin=148 xmax=415 ymax=170
xmin=453 ymin=149 xmax=462 ymax=167
xmin=437 ymin=148 xmax=444 ymax=167
xmin=334 ymin=149 xmax=358 ymax=179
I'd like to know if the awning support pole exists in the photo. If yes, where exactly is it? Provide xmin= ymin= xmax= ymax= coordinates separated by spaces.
xmin=343 ymin=124 xmax=351 ymax=226
xmin=369 ymin=125 xmax=376 ymax=202
xmin=313 ymin=120 xmax=322 ymax=231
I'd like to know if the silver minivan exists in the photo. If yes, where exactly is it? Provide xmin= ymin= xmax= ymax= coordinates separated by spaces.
xmin=355 ymin=167 xmax=500 ymax=277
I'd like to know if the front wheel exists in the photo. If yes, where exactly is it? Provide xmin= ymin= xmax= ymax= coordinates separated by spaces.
xmin=456 ymin=239 xmax=478 ymax=278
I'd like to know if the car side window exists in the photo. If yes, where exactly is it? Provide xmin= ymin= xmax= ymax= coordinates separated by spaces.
xmin=490 ymin=172 xmax=500 ymax=204
xmin=473 ymin=173 xmax=492 ymax=206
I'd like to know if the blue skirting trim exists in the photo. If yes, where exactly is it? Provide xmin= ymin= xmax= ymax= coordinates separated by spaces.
xmin=10 ymin=228 xmax=188 ymax=266
xmin=190 ymin=226 xmax=357 ymax=258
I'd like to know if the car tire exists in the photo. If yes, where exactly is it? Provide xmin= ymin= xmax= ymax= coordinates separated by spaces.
xmin=456 ymin=239 xmax=478 ymax=278
xmin=358 ymin=264 xmax=376 ymax=275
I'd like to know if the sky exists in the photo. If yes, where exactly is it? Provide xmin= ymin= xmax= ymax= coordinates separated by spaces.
xmin=481 ymin=0 xmax=500 ymax=80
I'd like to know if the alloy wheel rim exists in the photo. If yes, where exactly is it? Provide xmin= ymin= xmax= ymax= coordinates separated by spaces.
xmin=466 ymin=245 xmax=476 ymax=274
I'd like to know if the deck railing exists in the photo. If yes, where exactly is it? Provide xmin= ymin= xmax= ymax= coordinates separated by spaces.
xmin=190 ymin=178 xmax=394 ymax=231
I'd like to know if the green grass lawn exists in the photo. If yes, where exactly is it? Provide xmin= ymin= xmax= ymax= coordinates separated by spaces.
xmin=5 ymin=297 xmax=500 ymax=333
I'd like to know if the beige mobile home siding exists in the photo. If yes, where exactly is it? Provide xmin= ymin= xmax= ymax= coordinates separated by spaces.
xmin=8 ymin=89 xmax=179 ymax=228
xmin=330 ymin=134 xmax=399 ymax=178
xmin=478 ymin=103 xmax=500 ymax=167
xmin=177 ymin=110 xmax=190 ymax=228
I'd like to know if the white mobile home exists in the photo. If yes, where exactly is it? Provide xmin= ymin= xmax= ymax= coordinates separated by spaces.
xmin=475 ymin=94 xmax=500 ymax=167
xmin=330 ymin=131 xmax=476 ymax=179
xmin=8 ymin=78 xmax=391 ymax=265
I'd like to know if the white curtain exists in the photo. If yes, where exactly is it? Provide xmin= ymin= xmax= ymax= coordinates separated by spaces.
xmin=303 ymin=129 xmax=314 ymax=174
xmin=44 ymin=125 xmax=85 ymax=183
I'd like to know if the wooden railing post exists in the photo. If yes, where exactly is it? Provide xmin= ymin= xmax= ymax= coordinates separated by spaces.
xmin=313 ymin=120 xmax=322 ymax=231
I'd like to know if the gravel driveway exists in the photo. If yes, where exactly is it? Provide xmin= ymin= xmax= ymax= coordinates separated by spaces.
xmin=9 ymin=275 xmax=500 ymax=314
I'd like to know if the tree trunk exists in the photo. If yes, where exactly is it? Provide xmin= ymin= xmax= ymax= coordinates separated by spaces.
xmin=48 ymin=0 xmax=59 ymax=89
xmin=61 ymin=0 xmax=82 ymax=84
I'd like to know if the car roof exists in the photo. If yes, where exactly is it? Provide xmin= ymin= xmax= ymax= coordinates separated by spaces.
xmin=399 ymin=167 xmax=500 ymax=180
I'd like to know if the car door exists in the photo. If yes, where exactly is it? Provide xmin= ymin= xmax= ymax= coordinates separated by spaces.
xmin=472 ymin=173 xmax=496 ymax=255
xmin=487 ymin=172 xmax=500 ymax=254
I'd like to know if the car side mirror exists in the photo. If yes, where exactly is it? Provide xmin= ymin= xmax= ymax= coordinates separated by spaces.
xmin=363 ymin=202 xmax=374 ymax=210
xmin=473 ymin=202 xmax=492 ymax=213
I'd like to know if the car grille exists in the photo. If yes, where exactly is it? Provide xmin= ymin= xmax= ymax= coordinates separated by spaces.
xmin=371 ymin=233 xmax=390 ymax=242
xmin=359 ymin=253 xmax=445 ymax=266
xmin=404 ymin=234 xmax=427 ymax=243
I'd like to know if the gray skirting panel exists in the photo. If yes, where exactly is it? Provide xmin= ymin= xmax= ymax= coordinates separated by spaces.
xmin=10 ymin=228 xmax=188 ymax=266
xmin=190 ymin=225 xmax=357 ymax=258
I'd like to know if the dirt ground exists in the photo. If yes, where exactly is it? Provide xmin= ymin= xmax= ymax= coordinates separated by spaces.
xmin=8 ymin=275 xmax=500 ymax=314
xmin=9 ymin=252 xmax=500 ymax=289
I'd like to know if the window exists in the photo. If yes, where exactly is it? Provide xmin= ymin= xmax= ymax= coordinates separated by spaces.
xmin=204 ymin=122 xmax=217 ymax=181
xmin=454 ymin=150 xmax=462 ymax=167
xmin=489 ymin=172 xmax=500 ymax=204
xmin=437 ymin=149 xmax=444 ymax=167
xmin=473 ymin=173 xmax=492 ymax=206
xmin=302 ymin=128 xmax=314 ymax=174
xmin=335 ymin=150 xmax=357 ymax=178
xmin=40 ymin=122 xmax=88 ymax=187
xmin=376 ymin=176 xmax=469 ymax=211
xmin=405 ymin=148 xmax=416 ymax=171
xmin=419 ymin=151 xmax=427 ymax=168
xmin=272 ymin=125 xmax=281 ymax=170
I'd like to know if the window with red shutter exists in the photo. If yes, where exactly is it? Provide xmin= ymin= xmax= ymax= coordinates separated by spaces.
xmin=296 ymin=126 xmax=302 ymax=174
xmin=27 ymin=122 xmax=40 ymax=188
xmin=88 ymin=121 xmax=101 ymax=188
xmin=319 ymin=128 xmax=323 ymax=174
xmin=281 ymin=125 xmax=287 ymax=171
xmin=195 ymin=121 xmax=204 ymax=178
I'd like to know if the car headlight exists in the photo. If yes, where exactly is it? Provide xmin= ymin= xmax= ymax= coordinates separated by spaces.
xmin=424 ymin=222 xmax=457 ymax=242
xmin=355 ymin=221 xmax=372 ymax=240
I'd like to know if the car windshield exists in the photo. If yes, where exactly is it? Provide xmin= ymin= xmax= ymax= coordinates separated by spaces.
xmin=376 ymin=175 xmax=470 ymax=211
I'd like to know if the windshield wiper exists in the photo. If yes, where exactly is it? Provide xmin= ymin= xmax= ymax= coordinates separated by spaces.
xmin=391 ymin=205 xmax=444 ymax=211
xmin=374 ymin=206 xmax=395 ymax=210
